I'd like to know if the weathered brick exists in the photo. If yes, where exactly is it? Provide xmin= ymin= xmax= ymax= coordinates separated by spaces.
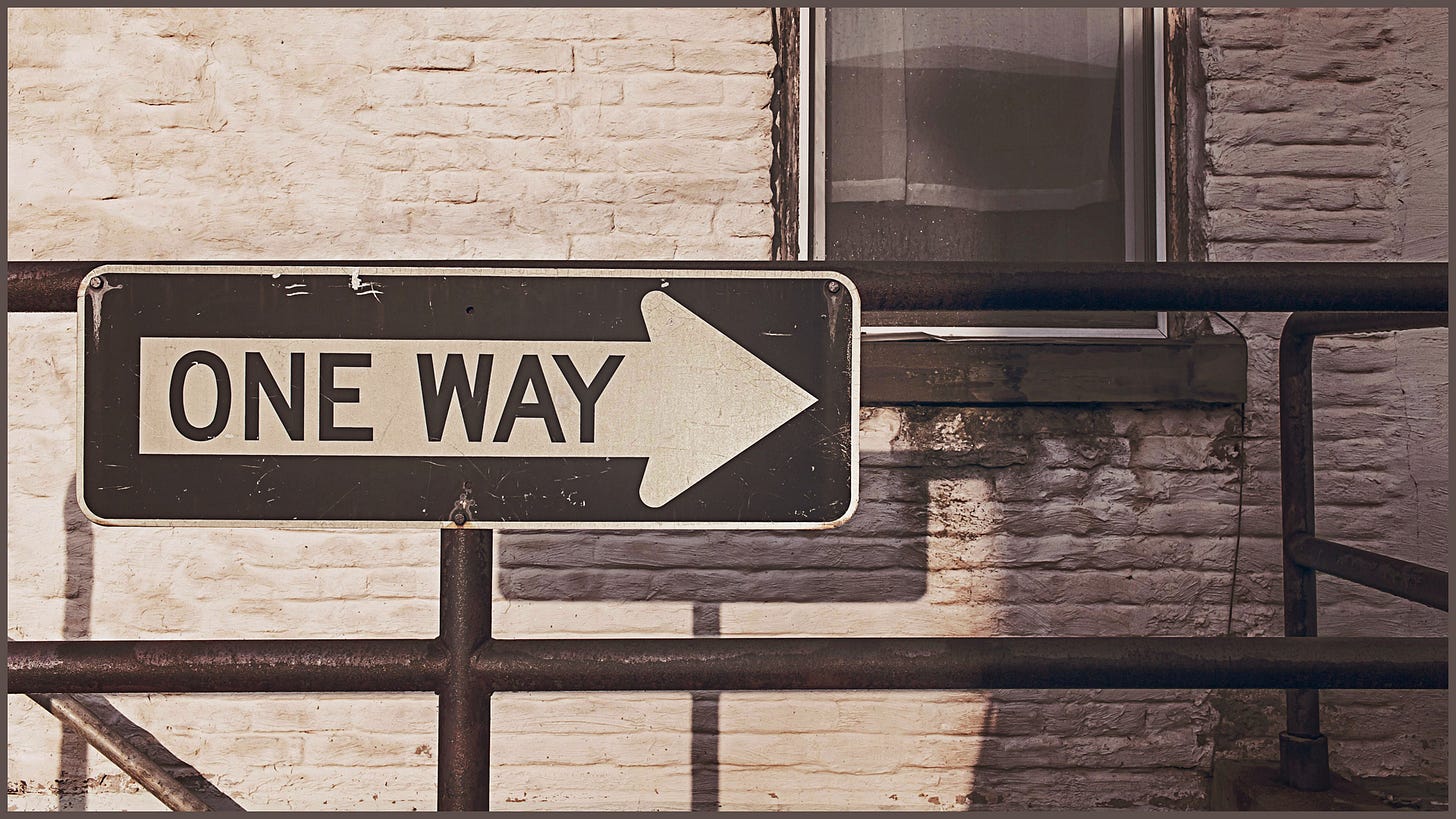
xmin=8 ymin=6 xmax=1448 ymax=813
xmin=612 ymin=203 xmax=717 ymax=236
xmin=672 ymin=42 xmax=776 ymax=74
xmin=466 ymin=106 xmax=566 ymax=138
xmin=612 ymin=140 xmax=749 ymax=173
xmin=578 ymin=172 xmax=768 ymax=205
xmin=552 ymin=75 xmax=624 ymax=106
xmin=1204 ymin=240 xmax=1391 ymax=262
xmin=419 ymin=73 xmax=556 ymax=106
xmin=494 ymin=729 xmax=686 ymax=766
xmin=301 ymin=732 xmax=436 ymax=767
xmin=713 ymin=202 xmax=773 ymax=237
xmin=510 ymin=138 xmax=619 ymax=173
xmin=385 ymin=42 xmax=475 ymax=71
xmin=408 ymin=136 xmax=515 ymax=171
xmin=407 ymin=203 xmax=515 ymax=237
xmin=569 ymin=232 xmax=678 ymax=260
xmin=1202 ymin=43 xmax=1385 ymax=83
xmin=672 ymin=236 xmax=774 ymax=259
xmin=363 ymin=567 xmax=438 ymax=598
xmin=355 ymin=105 xmax=472 ymax=137
xmin=1204 ymin=79 xmax=1399 ymax=115
xmin=426 ymin=170 xmax=480 ymax=203
xmin=623 ymin=73 xmax=724 ymax=106
xmin=1208 ymin=143 xmax=1387 ymax=178
xmin=720 ymin=74 xmax=772 ymax=108
xmin=511 ymin=203 xmax=615 ymax=236
xmin=575 ymin=41 xmax=675 ymax=72
xmin=1206 ymin=113 xmax=1388 ymax=146
xmin=1206 ymin=209 xmax=1390 ymax=243
xmin=474 ymin=40 xmax=573 ymax=72
xmin=588 ymin=106 xmax=771 ymax=140
xmin=1034 ymin=437 xmax=1130 ymax=469
xmin=1201 ymin=13 xmax=1289 ymax=48
xmin=362 ymin=71 xmax=429 ymax=105
xmin=1204 ymin=176 xmax=1387 ymax=211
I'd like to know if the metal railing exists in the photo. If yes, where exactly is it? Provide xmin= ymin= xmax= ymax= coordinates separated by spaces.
xmin=5 ymin=260 xmax=1449 ymax=811
xmin=1278 ymin=310 xmax=1450 ymax=791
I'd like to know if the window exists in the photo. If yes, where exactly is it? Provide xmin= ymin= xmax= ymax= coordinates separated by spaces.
xmin=805 ymin=8 xmax=1166 ymax=340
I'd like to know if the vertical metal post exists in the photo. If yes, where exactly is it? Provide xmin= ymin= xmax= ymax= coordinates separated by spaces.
xmin=439 ymin=527 xmax=492 ymax=811
xmin=1278 ymin=326 xmax=1330 ymax=790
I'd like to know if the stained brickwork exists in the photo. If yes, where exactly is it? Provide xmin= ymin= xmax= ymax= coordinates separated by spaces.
xmin=6 ymin=6 xmax=1447 ymax=811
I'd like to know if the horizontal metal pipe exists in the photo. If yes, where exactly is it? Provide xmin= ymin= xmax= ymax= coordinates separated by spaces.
xmin=28 ymin=693 xmax=214 ymax=811
xmin=7 ymin=261 xmax=1447 ymax=312
xmin=471 ymin=637 xmax=1448 ymax=691
xmin=1289 ymin=535 xmax=1449 ymax=612
xmin=846 ymin=263 xmax=1448 ymax=313
xmin=9 ymin=637 xmax=1445 ymax=693
xmin=8 ymin=639 xmax=444 ymax=693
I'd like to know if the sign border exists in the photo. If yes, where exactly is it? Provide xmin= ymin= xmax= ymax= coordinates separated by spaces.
xmin=76 ymin=264 xmax=861 ymax=531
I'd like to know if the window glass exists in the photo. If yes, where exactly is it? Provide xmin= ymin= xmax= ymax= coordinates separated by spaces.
xmin=826 ymin=7 xmax=1135 ymax=262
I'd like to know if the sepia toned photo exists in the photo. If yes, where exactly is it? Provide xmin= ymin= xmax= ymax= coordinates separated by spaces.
xmin=7 ymin=6 xmax=1448 ymax=812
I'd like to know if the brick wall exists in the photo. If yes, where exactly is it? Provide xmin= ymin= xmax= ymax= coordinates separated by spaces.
xmin=1193 ymin=6 xmax=1449 ymax=790
xmin=6 ymin=6 xmax=1447 ymax=811
xmin=1199 ymin=7 xmax=1447 ymax=262
xmin=6 ymin=7 xmax=774 ymax=260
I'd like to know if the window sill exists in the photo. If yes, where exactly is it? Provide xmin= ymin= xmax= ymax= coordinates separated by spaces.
xmin=860 ymin=330 xmax=1246 ymax=405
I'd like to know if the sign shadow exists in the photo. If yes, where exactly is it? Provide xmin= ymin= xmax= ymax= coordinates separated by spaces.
xmin=496 ymin=466 xmax=928 ymax=811
xmin=496 ymin=468 xmax=928 ymax=604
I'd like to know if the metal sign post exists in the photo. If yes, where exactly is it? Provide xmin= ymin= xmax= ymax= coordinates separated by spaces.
xmin=78 ymin=265 xmax=859 ymax=528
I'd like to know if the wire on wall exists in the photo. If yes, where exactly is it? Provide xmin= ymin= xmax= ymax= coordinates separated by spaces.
xmin=1212 ymin=312 xmax=1249 ymax=636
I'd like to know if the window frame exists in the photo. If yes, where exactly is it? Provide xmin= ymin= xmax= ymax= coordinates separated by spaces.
xmin=801 ymin=7 xmax=1170 ymax=341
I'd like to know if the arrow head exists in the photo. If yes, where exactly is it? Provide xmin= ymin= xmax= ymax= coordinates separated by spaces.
xmin=633 ymin=290 xmax=817 ymax=508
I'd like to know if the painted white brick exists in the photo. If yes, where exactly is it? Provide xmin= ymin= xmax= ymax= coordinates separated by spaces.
xmin=466 ymin=106 xmax=566 ymax=138
xmin=612 ymin=203 xmax=717 ymax=236
xmin=623 ymin=73 xmax=724 ymax=106
xmin=569 ymin=232 xmax=677 ymax=260
xmin=511 ymin=203 xmax=616 ymax=236
xmin=672 ymin=42 xmax=776 ymax=74
xmin=6 ymin=6 xmax=1448 ymax=813
xmin=552 ymin=75 xmax=624 ymax=106
xmin=426 ymin=171 xmax=481 ymax=204
xmin=355 ymin=106 xmax=472 ymax=137
xmin=474 ymin=40 xmax=573 ymax=73
xmin=385 ymin=42 xmax=476 ymax=71
xmin=575 ymin=41 xmax=675 ymax=72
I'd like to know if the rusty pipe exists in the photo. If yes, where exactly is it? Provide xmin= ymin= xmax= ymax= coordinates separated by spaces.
xmin=27 ymin=693 xmax=214 ymax=811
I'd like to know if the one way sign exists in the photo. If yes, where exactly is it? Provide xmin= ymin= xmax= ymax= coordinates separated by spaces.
xmin=79 ymin=265 xmax=859 ymax=529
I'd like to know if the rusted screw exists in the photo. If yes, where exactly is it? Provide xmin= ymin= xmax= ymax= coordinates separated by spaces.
xmin=451 ymin=510 xmax=468 ymax=526
xmin=89 ymin=277 xmax=105 ymax=289
xmin=826 ymin=281 xmax=841 ymax=293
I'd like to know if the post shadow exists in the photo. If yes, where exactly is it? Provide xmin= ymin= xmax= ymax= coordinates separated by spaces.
xmin=497 ymin=468 xmax=930 ymax=810
xmin=58 ymin=477 xmax=244 ymax=811
xmin=60 ymin=477 xmax=92 ymax=811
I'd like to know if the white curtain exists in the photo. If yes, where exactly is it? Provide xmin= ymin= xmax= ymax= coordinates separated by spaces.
xmin=828 ymin=8 xmax=1123 ymax=212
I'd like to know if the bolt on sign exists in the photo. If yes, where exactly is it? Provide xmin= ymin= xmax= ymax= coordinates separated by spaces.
xmin=78 ymin=265 xmax=859 ymax=528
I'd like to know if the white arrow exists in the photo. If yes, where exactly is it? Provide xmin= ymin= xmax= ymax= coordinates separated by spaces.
xmin=623 ymin=291 xmax=818 ymax=506
xmin=137 ymin=291 xmax=818 ymax=508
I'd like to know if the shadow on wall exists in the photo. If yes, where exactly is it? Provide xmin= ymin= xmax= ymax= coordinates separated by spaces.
xmin=53 ymin=477 xmax=244 ymax=812
xmin=497 ymin=465 xmax=928 ymax=811
xmin=497 ymin=471 xmax=928 ymax=604
xmin=495 ymin=403 xmax=1243 ymax=810
xmin=59 ymin=477 xmax=92 ymax=812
